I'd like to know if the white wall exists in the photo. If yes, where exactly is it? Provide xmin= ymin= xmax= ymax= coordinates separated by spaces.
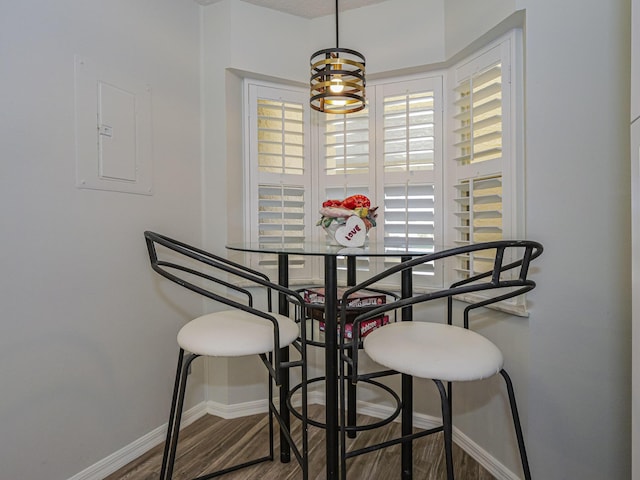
xmin=309 ymin=0 xmax=446 ymax=75
xmin=2 ymin=0 xmax=622 ymax=478
xmin=0 ymin=1 xmax=203 ymax=479
xmin=202 ymin=0 xmax=632 ymax=479
xmin=444 ymin=0 xmax=516 ymax=57
xmin=516 ymin=0 xmax=631 ymax=478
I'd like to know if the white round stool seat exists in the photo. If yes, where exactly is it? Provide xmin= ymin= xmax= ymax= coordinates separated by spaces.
xmin=363 ymin=322 xmax=504 ymax=382
xmin=177 ymin=310 xmax=299 ymax=357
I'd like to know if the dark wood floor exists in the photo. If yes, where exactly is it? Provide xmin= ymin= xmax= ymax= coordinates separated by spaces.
xmin=106 ymin=405 xmax=495 ymax=480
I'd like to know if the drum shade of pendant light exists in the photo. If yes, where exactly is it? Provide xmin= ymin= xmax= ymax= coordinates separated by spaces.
xmin=310 ymin=0 xmax=366 ymax=114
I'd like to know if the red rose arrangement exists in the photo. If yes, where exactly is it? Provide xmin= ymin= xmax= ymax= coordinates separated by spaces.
xmin=317 ymin=194 xmax=378 ymax=231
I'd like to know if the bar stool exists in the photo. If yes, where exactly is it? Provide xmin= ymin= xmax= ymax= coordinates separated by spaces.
xmin=144 ymin=231 xmax=308 ymax=480
xmin=340 ymin=240 xmax=543 ymax=480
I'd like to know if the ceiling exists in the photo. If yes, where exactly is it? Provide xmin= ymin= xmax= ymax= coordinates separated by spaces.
xmin=195 ymin=0 xmax=390 ymax=19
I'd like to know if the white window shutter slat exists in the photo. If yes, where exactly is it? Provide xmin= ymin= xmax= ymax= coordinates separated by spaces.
xmin=454 ymin=61 xmax=503 ymax=167
xmin=258 ymin=99 xmax=305 ymax=175
xmin=452 ymin=175 xmax=503 ymax=279
xmin=323 ymin=110 xmax=370 ymax=176
xmin=383 ymin=183 xmax=436 ymax=275
xmin=258 ymin=184 xmax=306 ymax=267
xmin=383 ymin=91 xmax=436 ymax=173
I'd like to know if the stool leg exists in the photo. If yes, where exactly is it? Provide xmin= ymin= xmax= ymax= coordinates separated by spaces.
xmin=339 ymin=357 xmax=347 ymax=480
xmin=500 ymin=369 xmax=532 ymax=480
xmin=347 ymin=358 xmax=357 ymax=439
xmin=434 ymin=380 xmax=454 ymax=480
xmin=159 ymin=349 xmax=184 ymax=479
xmin=268 ymin=352 xmax=275 ymax=461
xmin=160 ymin=350 xmax=198 ymax=480
xmin=158 ymin=344 xmax=298 ymax=479
xmin=300 ymin=334 xmax=309 ymax=480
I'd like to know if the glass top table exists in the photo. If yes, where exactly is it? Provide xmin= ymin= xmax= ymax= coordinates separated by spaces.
xmin=227 ymin=242 xmax=434 ymax=480
xmin=227 ymin=241 xmax=436 ymax=258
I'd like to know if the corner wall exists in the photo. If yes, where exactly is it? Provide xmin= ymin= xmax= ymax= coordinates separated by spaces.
xmin=203 ymin=0 xmax=632 ymax=478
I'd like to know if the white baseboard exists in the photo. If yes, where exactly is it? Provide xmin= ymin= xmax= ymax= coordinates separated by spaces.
xmin=205 ymin=390 xmax=324 ymax=418
xmin=66 ymin=396 xmax=295 ymax=480
xmin=349 ymin=399 xmax=521 ymax=480
xmin=68 ymin=394 xmax=519 ymax=480
xmin=452 ymin=427 xmax=522 ymax=480
xmin=67 ymin=402 xmax=208 ymax=480
xmin=206 ymin=398 xmax=268 ymax=418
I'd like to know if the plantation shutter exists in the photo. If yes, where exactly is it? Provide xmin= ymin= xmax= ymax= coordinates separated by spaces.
xmin=257 ymin=184 xmax=306 ymax=268
xmin=318 ymin=77 xmax=442 ymax=282
xmin=453 ymin=63 xmax=503 ymax=165
xmin=452 ymin=175 xmax=503 ymax=277
xmin=319 ymin=108 xmax=374 ymax=275
xmin=383 ymin=90 xmax=436 ymax=173
xmin=247 ymin=83 xmax=311 ymax=275
xmin=450 ymin=46 xmax=506 ymax=282
xmin=448 ymin=33 xmax=524 ymax=307
xmin=376 ymin=77 xmax=443 ymax=283
xmin=453 ymin=176 xmax=503 ymax=244
xmin=257 ymin=98 xmax=305 ymax=174
xmin=323 ymin=109 xmax=370 ymax=176
xmin=382 ymin=183 xmax=436 ymax=276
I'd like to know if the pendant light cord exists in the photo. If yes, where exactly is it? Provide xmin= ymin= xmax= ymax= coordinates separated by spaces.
xmin=335 ymin=0 xmax=339 ymax=48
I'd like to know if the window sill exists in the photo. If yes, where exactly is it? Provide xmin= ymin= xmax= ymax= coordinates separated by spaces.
xmin=297 ymin=278 xmax=530 ymax=318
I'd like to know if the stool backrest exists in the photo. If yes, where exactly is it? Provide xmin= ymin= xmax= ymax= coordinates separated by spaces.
xmin=145 ymin=230 xmax=273 ymax=311
xmin=144 ymin=231 xmax=305 ymax=382
xmin=340 ymin=240 xmax=543 ymax=364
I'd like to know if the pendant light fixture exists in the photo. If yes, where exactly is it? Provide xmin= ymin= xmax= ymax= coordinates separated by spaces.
xmin=310 ymin=0 xmax=366 ymax=114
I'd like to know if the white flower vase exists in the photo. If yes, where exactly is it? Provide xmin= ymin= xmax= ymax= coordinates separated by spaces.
xmin=323 ymin=216 xmax=369 ymax=247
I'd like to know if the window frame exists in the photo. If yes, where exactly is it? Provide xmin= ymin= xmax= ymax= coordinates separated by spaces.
xmin=242 ymin=30 xmax=526 ymax=314
xmin=244 ymin=80 xmax=317 ymax=281
xmin=444 ymin=30 xmax=527 ymax=315
xmin=311 ymin=73 xmax=445 ymax=286
xmin=372 ymin=75 xmax=445 ymax=286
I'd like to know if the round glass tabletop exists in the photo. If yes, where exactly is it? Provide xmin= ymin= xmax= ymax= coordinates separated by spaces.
xmin=226 ymin=241 xmax=438 ymax=258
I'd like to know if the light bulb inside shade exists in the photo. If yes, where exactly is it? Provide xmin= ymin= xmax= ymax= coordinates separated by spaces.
xmin=329 ymin=77 xmax=344 ymax=94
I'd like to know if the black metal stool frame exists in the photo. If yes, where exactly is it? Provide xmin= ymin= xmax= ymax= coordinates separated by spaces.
xmin=145 ymin=231 xmax=309 ymax=480
xmin=339 ymin=240 xmax=543 ymax=480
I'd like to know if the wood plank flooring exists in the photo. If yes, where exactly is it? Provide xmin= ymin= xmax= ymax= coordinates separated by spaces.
xmin=105 ymin=405 xmax=495 ymax=480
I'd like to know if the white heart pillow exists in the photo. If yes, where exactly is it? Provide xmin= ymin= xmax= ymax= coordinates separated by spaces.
xmin=334 ymin=216 xmax=367 ymax=247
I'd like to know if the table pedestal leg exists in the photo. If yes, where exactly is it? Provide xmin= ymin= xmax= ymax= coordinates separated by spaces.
xmin=278 ymin=254 xmax=290 ymax=463
xmin=401 ymin=256 xmax=413 ymax=480
xmin=324 ymin=255 xmax=339 ymax=479
xmin=346 ymin=257 xmax=357 ymax=439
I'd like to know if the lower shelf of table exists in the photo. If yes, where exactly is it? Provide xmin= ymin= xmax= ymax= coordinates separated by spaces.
xmin=286 ymin=374 xmax=402 ymax=434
